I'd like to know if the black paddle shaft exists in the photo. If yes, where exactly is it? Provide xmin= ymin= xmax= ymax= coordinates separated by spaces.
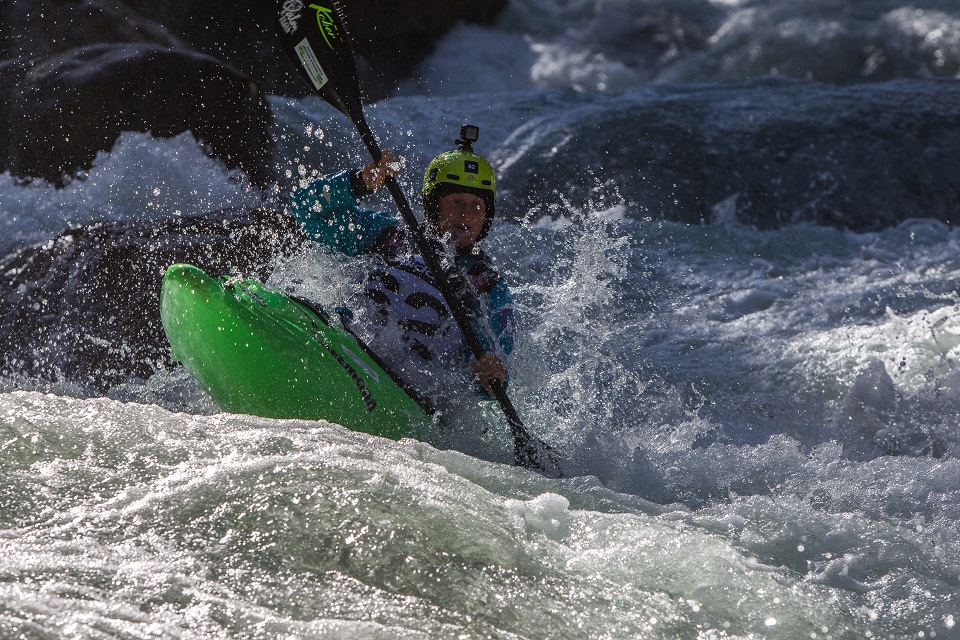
xmin=275 ymin=0 xmax=559 ymax=474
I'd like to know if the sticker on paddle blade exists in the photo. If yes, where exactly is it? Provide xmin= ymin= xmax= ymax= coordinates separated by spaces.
xmin=294 ymin=37 xmax=329 ymax=90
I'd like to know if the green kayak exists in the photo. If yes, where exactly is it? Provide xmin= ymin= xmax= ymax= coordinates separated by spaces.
xmin=159 ymin=263 xmax=431 ymax=439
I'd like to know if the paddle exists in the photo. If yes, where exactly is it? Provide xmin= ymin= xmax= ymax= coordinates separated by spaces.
xmin=275 ymin=1 xmax=562 ymax=476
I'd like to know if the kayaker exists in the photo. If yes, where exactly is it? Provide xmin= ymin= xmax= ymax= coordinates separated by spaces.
xmin=288 ymin=126 xmax=514 ymax=402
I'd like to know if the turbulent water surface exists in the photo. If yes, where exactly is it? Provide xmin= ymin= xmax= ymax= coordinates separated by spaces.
xmin=3 ymin=0 xmax=960 ymax=637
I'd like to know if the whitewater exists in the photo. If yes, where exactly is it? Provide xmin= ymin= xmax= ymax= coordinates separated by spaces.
xmin=3 ymin=0 xmax=960 ymax=637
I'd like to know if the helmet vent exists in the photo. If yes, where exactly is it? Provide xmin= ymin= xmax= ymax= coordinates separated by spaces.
xmin=446 ymin=173 xmax=460 ymax=180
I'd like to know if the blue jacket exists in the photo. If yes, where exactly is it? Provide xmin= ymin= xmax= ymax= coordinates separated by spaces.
xmin=289 ymin=169 xmax=515 ymax=358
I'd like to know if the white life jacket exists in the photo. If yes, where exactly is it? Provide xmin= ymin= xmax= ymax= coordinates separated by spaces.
xmin=346 ymin=255 xmax=467 ymax=378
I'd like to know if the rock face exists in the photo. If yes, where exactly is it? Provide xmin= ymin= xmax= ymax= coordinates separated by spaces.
xmin=497 ymin=78 xmax=960 ymax=231
xmin=5 ymin=43 xmax=275 ymax=187
xmin=0 ymin=0 xmax=510 ymax=185
xmin=115 ymin=0 xmax=511 ymax=98
xmin=1 ymin=0 xmax=510 ymax=97
xmin=0 ymin=209 xmax=305 ymax=389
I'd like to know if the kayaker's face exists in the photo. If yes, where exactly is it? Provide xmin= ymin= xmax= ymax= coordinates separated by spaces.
xmin=436 ymin=192 xmax=487 ymax=248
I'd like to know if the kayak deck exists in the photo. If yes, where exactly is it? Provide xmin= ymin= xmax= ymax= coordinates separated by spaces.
xmin=160 ymin=263 xmax=430 ymax=439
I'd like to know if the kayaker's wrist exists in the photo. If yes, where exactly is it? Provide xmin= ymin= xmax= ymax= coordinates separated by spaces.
xmin=350 ymin=169 xmax=373 ymax=199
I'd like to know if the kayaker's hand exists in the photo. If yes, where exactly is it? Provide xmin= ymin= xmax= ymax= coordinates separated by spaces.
xmin=471 ymin=353 xmax=506 ymax=394
xmin=362 ymin=149 xmax=399 ymax=192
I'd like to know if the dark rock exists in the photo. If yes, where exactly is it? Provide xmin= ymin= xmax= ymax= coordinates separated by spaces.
xmin=0 ymin=1 xmax=273 ymax=185
xmin=1 ymin=0 xmax=184 ymax=60
xmin=0 ymin=0 xmax=511 ymax=184
xmin=0 ymin=58 xmax=28 ymax=169
xmin=2 ymin=0 xmax=511 ymax=99
xmin=334 ymin=0 xmax=511 ymax=99
xmin=6 ymin=43 xmax=275 ymax=187
xmin=118 ymin=0 xmax=510 ymax=98
xmin=498 ymin=78 xmax=960 ymax=231
xmin=0 ymin=208 xmax=305 ymax=389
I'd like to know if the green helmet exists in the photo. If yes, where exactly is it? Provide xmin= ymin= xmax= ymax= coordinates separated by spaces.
xmin=422 ymin=125 xmax=497 ymax=241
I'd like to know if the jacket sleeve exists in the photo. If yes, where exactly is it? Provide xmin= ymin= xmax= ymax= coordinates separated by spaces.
xmin=482 ymin=279 xmax=515 ymax=357
xmin=288 ymin=169 xmax=401 ymax=257
xmin=461 ymin=255 xmax=516 ymax=358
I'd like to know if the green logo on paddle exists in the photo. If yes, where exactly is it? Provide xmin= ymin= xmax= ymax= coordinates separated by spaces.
xmin=310 ymin=5 xmax=340 ymax=49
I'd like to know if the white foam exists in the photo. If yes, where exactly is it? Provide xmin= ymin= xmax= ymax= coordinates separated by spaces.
xmin=0 ymin=131 xmax=264 ymax=257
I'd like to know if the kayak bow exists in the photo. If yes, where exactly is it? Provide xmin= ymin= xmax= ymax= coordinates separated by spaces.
xmin=160 ymin=263 xmax=429 ymax=438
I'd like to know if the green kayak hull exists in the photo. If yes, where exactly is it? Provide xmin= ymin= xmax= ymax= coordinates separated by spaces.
xmin=159 ymin=263 xmax=430 ymax=439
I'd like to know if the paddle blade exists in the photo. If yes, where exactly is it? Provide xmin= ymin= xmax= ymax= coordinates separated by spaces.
xmin=516 ymin=432 xmax=565 ymax=478
xmin=276 ymin=1 xmax=365 ymax=124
